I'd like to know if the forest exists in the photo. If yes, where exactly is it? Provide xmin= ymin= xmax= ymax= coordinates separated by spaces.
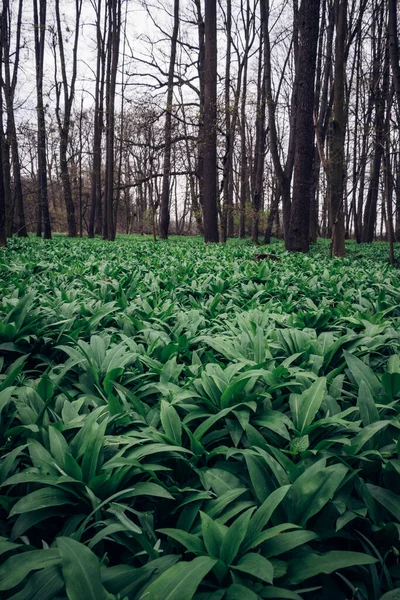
xmin=0 ymin=0 xmax=399 ymax=250
xmin=1 ymin=0 xmax=400 ymax=599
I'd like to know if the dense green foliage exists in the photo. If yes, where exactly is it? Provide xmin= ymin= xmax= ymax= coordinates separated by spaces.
xmin=0 ymin=236 xmax=400 ymax=599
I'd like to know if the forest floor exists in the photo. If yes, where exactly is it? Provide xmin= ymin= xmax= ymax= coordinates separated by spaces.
xmin=0 ymin=236 xmax=400 ymax=600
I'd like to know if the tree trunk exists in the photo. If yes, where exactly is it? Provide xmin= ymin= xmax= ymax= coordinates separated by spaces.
xmin=3 ymin=0 xmax=26 ymax=237
xmin=203 ymin=0 xmax=219 ymax=243
xmin=286 ymin=0 xmax=320 ymax=252
xmin=327 ymin=0 xmax=347 ymax=257
xmin=89 ymin=2 xmax=106 ymax=238
xmin=159 ymin=0 xmax=179 ymax=239
xmin=389 ymin=0 xmax=400 ymax=116
xmin=103 ymin=0 xmax=121 ymax=241
xmin=33 ymin=0 xmax=51 ymax=239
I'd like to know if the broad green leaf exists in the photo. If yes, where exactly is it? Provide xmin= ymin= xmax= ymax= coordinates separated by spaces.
xmin=158 ymin=528 xmax=206 ymax=555
xmin=161 ymin=399 xmax=182 ymax=445
xmin=220 ymin=508 xmax=255 ymax=565
xmin=262 ymin=529 xmax=318 ymax=557
xmin=201 ymin=512 xmax=225 ymax=558
xmin=58 ymin=537 xmax=109 ymax=600
xmin=367 ymin=484 xmax=400 ymax=521
xmin=232 ymin=553 xmax=273 ymax=583
xmin=0 ymin=549 xmax=61 ymax=591
xmin=138 ymin=556 xmax=217 ymax=600
xmin=286 ymin=550 xmax=377 ymax=585
xmin=245 ymin=485 xmax=290 ymax=547
xmin=226 ymin=583 xmax=259 ymax=600
xmin=344 ymin=350 xmax=382 ymax=398
xmin=10 ymin=488 xmax=73 ymax=516
xmin=357 ymin=380 xmax=379 ymax=426
xmin=296 ymin=377 xmax=326 ymax=433
xmin=287 ymin=463 xmax=348 ymax=526
xmin=7 ymin=566 xmax=64 ymax=600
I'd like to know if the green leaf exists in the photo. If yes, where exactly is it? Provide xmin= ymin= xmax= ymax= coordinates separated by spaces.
xmin=262 ymin=530 xmax=318 ymax=558
xmin=37 ymin=375 xmax=54 ymax=403
xmin=160 ymin=399 xmax=182 ymax=445
xmin=0 ymin=386 xmax=15 ymax=416
xmin=58 ymin=537 xmax=110 ymax=600
xmin=357 ymin=380 xmax=379 ymax=426
xmin=350 ymin=420 xmax=391 ymax=454
xmin=10 ymin=488 xmax=73 ymax=516
xmin=201 ymin=512 xmax=225 ymax=558
xmin=287 ymin=463 xmax=348 ymax=526
xmin=7 ymin=566 xmax=64 ymax=600
xmin=0 ymin=549 xmax=61 ymax=591
xmin=367 ymin=484 xmax=400 ymax=521
xmin=138 ymin=556 xmax=217 ymax=600
xmin=220 ymin=508 xmax=255 ymax=565
xmin=344 ymin=350 xmax=382 ymax=398
xmin=232 ymin=553 xmax=273 ymax=583
xmin=245 ymin=485 xmax=290 ymax=548
xmin=379 ymin=592 xmax=400 ymax=600
xmin=286 ymin=550 xmax=377 ymax=585
xmin=296 ymin=377 xmax=326 ymax=433
xmin=158 ymin=528 xmax=206 ymax=555
xmin=226 ymin=583 xmax=259 ymax=600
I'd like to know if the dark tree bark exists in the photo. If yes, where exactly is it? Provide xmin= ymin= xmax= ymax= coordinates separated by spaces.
xmin=88 ymin=0 xmax=106 ymax=238
xmin=362 ymin=4 xmax=386 ymax=243
xmin=33 ymin=0 xmax=51 ymax=239
xmin=194 ymin=0 xmax=205 ymax=216
xmin=159 ymin=0 xmax=179 ymax=239
xmin=239 ymin=0 xmax=254 ymax=239
xmin=103 ymin=0 xmax=121 ymax=241
xmin=0 ymin=12 xmax=6 ymax=246
xmin=286 ymin=0 xmax=320 ymax=252
xmin=252 ymin=8 xmax=266 ymax=244
xmin=54 ymin=0 xmax=82 ymax=237
xmin=389 ymin=0 xmax=400 ymax=116
xmin=327 ymin=0 xmax=347 ymax=257
xmin=203 ymin=0 xmax=219 ymax=242
xmin=2 ymin=0 xmax=26 ymax=237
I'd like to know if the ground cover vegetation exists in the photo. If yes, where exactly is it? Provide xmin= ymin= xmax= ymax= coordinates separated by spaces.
xmin=0 ymin=236 xmax=400 ymax=599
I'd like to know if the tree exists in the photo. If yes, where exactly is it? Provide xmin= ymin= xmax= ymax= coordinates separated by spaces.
xmin=388 ymin=0 xmax=400 ymax=116
xmin=327 ymin=0 xmax=347 ymax=257
xmin=159 ymin=0 xmax=179 ymax=239
xmin=88 ymin=0 xmax=107 ymax=238
xmin=33 ymin=0 xmax=51 ymax=239
xmin=286 ymin=0 xmax=320 ymax=252
xmin=202 ymin=0 xmax=219 ymax=243
xmin=0 ymin=8 xmax=7 ymax=246
xmin=2 ymin=0 xmax=27 ymax=237
xmin=54 ymin=0 xmax=83 ymax=237
xmin=103 ymin=0 xmax=121 ymax=241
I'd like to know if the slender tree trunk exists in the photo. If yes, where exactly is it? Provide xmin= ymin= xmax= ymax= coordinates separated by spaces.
xmin=203 ymin=0 xmax=219 ymax=242
xmin=195 ymin=0 xmax=205 ymax=216
xmin=286 ymin=0 xmax=320 ymax=252
xmin=103 ymin=0 xmax=121 ymax=241
xmin=252 ymin=9 xmax=266 ymax=244
xmin=0 ymin=17 xmax=6 ymax=246
xmin=159 ymin=0 xmax=179 ymax=239
xmin=3 ymin=0 xmax=26 ymax=237
xmin=327 ymin=0 xmax=347 ymax=257
xmin=33 ymin=0 xmax=51 ymax=239
xmin=389 ymin=0 xmax=400 ymax=115
xmin=362 ymin=10 xmax=387 ymax=243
